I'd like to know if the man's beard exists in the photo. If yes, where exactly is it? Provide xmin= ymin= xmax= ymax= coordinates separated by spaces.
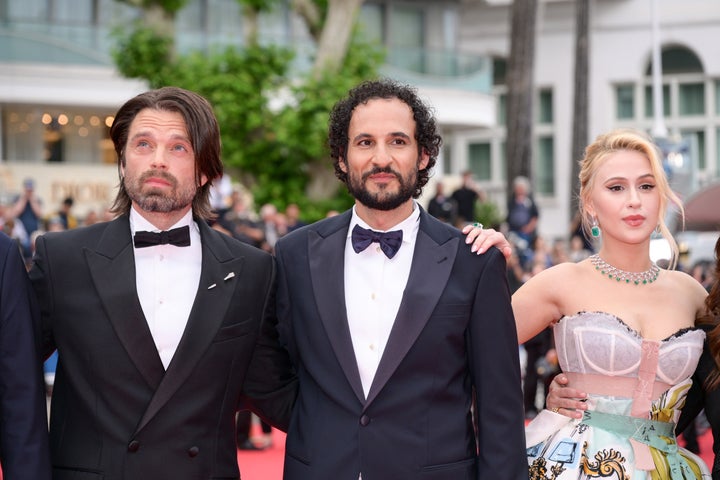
xmin=124 ymin=169 xmax=197 ymax=213
xmin=345 ymin=165 xmax=418 ymax=211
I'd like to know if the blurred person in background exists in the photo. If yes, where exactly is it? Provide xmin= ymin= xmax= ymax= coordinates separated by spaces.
xmin=506 ymin=176 xmax=539 ymax=265
xmin=11 ymin=178 xmax=43 ymax=260
xmin=56 ymin=196 xmax=78 ymax=230
xmin=285 ymin=203 xmax=307 ymax=233
xmin=451 ymin=170 xmax=483 ymax=226
xmin=427 ymin=181 xmax=457 ymax=225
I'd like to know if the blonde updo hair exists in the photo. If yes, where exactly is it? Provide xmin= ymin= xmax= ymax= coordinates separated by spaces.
xmin=578 ymin=129 xmax=683 ymax=268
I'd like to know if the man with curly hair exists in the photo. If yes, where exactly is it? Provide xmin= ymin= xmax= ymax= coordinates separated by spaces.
xmin=274 ymin=79 xmax=526 ymax=479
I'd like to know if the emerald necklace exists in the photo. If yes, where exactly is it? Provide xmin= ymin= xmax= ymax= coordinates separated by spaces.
xmin=590 ymin=254 xmax=660 ymax=286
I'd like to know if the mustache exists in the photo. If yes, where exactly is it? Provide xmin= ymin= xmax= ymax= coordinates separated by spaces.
xmin=362 ymin=166 xmax=400 ymax=181
xmin=137 ymin=169 xmax=178 ymax=188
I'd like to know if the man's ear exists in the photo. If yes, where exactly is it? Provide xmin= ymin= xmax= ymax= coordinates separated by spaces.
xmin=419 ymin=150 xmax=430 ymax=170
xmin=339 ymin=157 xmax=348 ymax=173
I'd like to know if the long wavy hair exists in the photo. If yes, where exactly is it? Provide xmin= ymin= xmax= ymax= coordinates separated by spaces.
xmin=578 ymin=128 xmax=683 ymax=268
xmin=700 ymin=235 xmax=720 ymax=391
xmin=109 ymin=86 xmax=223 ymax=221
xmin=328 ymin=78 xmax=441 ymax=199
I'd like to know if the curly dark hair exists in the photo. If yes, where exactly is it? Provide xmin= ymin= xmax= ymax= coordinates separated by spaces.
xmin=700 ymin=235 xmax=720 ymax=391
xmin=328 ymin=79 xmax=441 ymax=198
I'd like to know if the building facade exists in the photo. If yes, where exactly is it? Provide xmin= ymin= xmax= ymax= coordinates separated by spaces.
xmin=455 ymin=0 xmax=720 ymax=238
xmin=2 ymin=0 xmax=720 ymax=240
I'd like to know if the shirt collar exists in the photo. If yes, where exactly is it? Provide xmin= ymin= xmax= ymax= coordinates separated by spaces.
xmin=129 ymin=207 xmax=196 ymax=236
xmin=348 ymin=201 xmax=421 ymax=245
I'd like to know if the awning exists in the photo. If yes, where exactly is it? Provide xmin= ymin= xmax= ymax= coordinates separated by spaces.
xmin=681 ymin=181 xmax=720 ymax=232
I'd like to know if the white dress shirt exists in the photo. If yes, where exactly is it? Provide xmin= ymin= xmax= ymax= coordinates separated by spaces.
xmin=130 ymin=208 xmax=202 ymax=369
xmin=344 ymin=203 xmax=420 ymax=398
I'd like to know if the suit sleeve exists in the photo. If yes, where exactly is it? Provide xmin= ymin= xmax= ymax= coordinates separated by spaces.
xmin=240 ymin=256 xmax=298 ymax=431
xmin=468 ymin=248 xmax=528 ymax=479
xmin=27 ymin=234 xmax=57 ymax=360
xmin=0 ymin=237 xmax=52 ymax=480
xmin=676 ymin=339 xmax=709 ymax=433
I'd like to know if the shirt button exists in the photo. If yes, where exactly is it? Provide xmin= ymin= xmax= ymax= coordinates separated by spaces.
xmin=369 ymin=344 xmax=375 ymax=351
xmin=371 ymin=293 xmax=376 ymax=300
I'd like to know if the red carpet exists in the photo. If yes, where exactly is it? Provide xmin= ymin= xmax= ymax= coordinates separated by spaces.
xmin=236 ymin=427 xmax=286 ymax=480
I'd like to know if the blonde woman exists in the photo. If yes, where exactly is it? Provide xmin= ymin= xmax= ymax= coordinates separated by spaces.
xmin=515 ymin=129 xmax=710 ymax=478
xmin=464 ymin=130 xmax=710 ymax=480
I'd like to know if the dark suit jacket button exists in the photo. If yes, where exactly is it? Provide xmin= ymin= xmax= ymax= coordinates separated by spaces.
xmin=187 ymin=446 xmax=200 ymax=457
xmin=360 ymin=415 xmax=371 ymax=426
xmin=128 ymin=440 xmax=140 ymax=452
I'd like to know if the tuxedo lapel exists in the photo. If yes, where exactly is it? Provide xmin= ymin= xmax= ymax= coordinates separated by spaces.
xmin=308 ymin=212 xmax=365 ymax=404
xmin=85 ymin=216 xmax=165 ymax=391
xmin=364 ymin=213 xmax=458 ymax=407
xmin=136 ymin=221 xmax=243 ymax=433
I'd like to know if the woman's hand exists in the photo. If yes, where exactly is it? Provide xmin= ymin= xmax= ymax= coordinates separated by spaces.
xmin=461 ymin=223 xmax=512 ymax=258
xmin=545 ymin=373 xmax=587 ymax=419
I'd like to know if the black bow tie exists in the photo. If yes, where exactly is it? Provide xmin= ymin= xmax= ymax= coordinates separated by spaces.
xmin=351 ymin=224 xmax=403 ymax=259
xmin=133 ymin=225 xmax=191 ymax=248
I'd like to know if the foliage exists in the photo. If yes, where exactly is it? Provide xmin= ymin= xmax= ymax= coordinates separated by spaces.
xmin=238 ymin=0 xmax=280 ymax=10
xmin=475 ymin=200 xmax=503 ymax=230
xmin=111 ymin=23 xmax=173 ymax=81
xmin=116 ymin=0 xmax=188 ymax=15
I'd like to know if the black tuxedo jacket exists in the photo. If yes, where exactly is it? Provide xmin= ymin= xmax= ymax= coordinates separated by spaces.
xmin=0 ymin=232 xmax=51 ymax=480
xmin=29 ymin=215 xmax=296 ymax=480
xmin=275 ymin=208 xmax=527 ymax=480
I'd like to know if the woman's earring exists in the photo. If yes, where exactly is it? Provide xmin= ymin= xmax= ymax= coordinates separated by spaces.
xmin=591 ymin=217 xmax=601 ymax=238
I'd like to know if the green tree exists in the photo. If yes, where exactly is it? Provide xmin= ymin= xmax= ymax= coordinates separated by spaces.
xmin=111 ymin=0 xmax=383 ymax=220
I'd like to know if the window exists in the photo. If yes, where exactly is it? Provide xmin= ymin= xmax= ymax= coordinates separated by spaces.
xmin=616 ymin=85 xmax=634 ymax=119
xmin=2 ymin=106 xmax=114 ymax=165
xmin=645 ymin=46 xmax=703 ymax=75
xmin=7 ymin=0 xmax=47 ymax=22
xmin=54 ymin=0 xmax=93 ymax=24
xmin=468 ymin=143 xmax=491 ymax=181
xmin=644 ymin=85 xmax=670 ymax=118
xmin=388 ymin=5 xmax=423 ymax=72
xmin=535 ymin=136 xmax=554 ymax=195
xmin=493 ymin=57 xmax=507 ymax=86
xmin=682 ymin=130 xmax=706 ymax=170
xmin=679 ymin=83 xmax=705 ymax=116
xmin=500 ymin=141 xmax=507 ymax=182
xmin=716 ymin=80 xmax=720 ymax=115
xmin=497 ymin=93 xmax=506 ymax=125
xmin=442 ymin=143 xmax=452 ymax=175
xmin=207 ymin=0 xmax=243 ymax=42
xmin=538 ymin=89 xmax=553 ymax=124
xmin=359 ymin=3 xmax=384 ymax=43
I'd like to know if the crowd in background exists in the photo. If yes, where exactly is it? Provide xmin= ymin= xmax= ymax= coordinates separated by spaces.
xmin=0 ymin=175 xmax=315 ymax=268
